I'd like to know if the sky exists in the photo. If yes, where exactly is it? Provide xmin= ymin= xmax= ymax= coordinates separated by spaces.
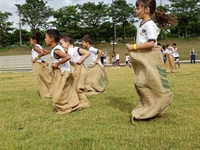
xmin=0 ymin=0 xmax=169 ymax=30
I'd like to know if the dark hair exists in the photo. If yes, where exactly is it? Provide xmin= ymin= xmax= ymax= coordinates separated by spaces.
xmin=46 ymin=29 xmax=60 ymax=42
xmin=136 ymin=0 xmax=178 ymax=29
xmin=173 ymin=43 xmax=176 ymax=46
xmin=162 ymin=45 xmax=165 ymax=49
xmin=82 ymin=35 xmax=92 ymax=45
xmin=166 ymin=44 xmax=170 ymax=48
xmin=31 ymin=32 xmax=41 ymax=44
xmin=60 ymin=33 xmax=73 ymax=44
xmin=157 ymin=43 xmax=161 ymax=46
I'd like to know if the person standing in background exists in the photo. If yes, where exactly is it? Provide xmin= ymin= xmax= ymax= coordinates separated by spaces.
xmin=190 ymin=48 xmax=197 ymax=64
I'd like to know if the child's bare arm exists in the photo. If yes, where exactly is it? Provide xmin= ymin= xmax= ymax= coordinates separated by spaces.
xmin=76 ymin=48 xmax=90 ymax=64
xmin=32 ymin=46 xmax=45 ymax=63
xmin=52 ymin=49 xmax=70 ymax=68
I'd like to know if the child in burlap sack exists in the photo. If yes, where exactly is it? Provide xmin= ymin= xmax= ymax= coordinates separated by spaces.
xmin=59 ymin=33 xmax=91 ymax=109
xmin=126 ymin=0 xmax=178 ymax=121
xmin=81 ymin=35 xmax=108 ymax=95
xmin=45 ymin=29 xmax=83 ymax=114
xmin=30 ymin=32 xmax=52 ymax=99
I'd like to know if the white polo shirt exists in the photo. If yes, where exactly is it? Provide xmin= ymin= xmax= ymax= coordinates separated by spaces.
xmin=136 ymin=20 xmax=160 ymax=46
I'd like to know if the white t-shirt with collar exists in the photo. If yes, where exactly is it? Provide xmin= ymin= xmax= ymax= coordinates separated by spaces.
xmin=136 ymin=20 xmax=160 ymax=46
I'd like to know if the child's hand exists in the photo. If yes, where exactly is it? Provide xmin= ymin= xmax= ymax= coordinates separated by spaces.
xmin=52 ymin=63 xmax=59 ymax=68
xmin=32 ymin=58 xmax=37 ymax=63
xmin=126 ymin=44 xmax=133 ymax=51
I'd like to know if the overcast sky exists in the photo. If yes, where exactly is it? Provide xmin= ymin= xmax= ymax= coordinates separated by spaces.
xmin=0 ymin=0 xmax=169 ymax=30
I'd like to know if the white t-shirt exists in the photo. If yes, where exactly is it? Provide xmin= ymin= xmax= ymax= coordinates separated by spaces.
xmin=31 ymin=44 xmax=44 ymax=62
xmin=136 ymin=20 xmax=160 ymax=46
xmin=88 ymin=46 xmax=103 ymax=67
xmin=125 ymin=55 xmax=130 ymax=61
xmin=172 ymin=47 xmax=179 ymax=57
xmin=68 ymin=46 xmax=82 ymax=63
xmin=51 ymin=44 xmax=70 ymax=73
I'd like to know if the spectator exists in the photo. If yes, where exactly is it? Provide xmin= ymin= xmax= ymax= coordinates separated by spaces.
xmin=190 ymin=48 xmax=197 ymax=64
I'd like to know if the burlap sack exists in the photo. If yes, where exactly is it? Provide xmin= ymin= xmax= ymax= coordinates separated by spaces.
xmin=70 ymin=63 xmax=90 ymax=108
xmin=33 ymin=61 xmax=52 ymax=98
xmin=165 ymin=54 xmax=175 ymax=73
xmin=129 ymin=46 xmax=173 ymax=120
xmin=52 ymin=67 xmax=83 ymax=114
xmin=85 ymin=64 xmax=108 ymax=95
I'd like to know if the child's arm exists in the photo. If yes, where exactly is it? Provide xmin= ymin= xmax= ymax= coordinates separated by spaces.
xmin=32 ymin=46 xmax=45 ymax=63
xmin=95 ymin=49 xmax=103 ymax=64
xmin=52 ymin=49 xmax=70 ymax=68
xmin=126 ymin=41 xmax=155 ymax=51
xmin=76 ymin=48 xmax=90 ymax=64
xmin=43 ymin=48 xmax=49 ymax=56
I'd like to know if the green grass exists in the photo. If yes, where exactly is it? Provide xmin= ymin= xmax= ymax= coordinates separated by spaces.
xmin=0 ymin=64 xmax=200 ymax=149
xmin=0 ymin=37 xmax=200 ymax=63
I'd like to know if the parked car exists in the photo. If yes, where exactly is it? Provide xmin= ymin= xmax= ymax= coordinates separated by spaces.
xmin=110 ymin=40 xmax=117 ymax=44
xmin=100 ymin=40 xmax=106 ymax=44
xmin=74 ymin=39 xmax=82 ymax=45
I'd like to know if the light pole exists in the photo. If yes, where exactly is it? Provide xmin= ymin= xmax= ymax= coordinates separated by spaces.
xmin=17 ymin=12 xmax=22 ymax=46
xmin=112 ymin=0 xmax=115 ymax=53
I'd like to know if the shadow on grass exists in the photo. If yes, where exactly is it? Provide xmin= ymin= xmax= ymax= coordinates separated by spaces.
xmin=106 ymin=96 xmax=134 ymax=113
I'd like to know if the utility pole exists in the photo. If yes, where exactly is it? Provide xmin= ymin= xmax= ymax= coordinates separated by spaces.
xmin=19 ymin=13 xmax=22 ymax=46
xmin=160 ymin=0 xmax=162 ymax=6
xmin=112 ymin=0 xmax=115 ymax=53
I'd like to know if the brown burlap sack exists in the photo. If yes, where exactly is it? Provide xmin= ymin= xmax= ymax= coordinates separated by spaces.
xmin=129 ymin=46 xmax=173 ymax=120
xmin=70 ymin=63 xmax=90 ymax=108
xmin=33 ymin=62 xmax=52 ymax=98
xmin=85 ymin=64 xmax=108 ymax=95
xmin=165 ymin=54 xmax=175 ymax=73
xmin=52 ymin=67 xmax=83 ymax=114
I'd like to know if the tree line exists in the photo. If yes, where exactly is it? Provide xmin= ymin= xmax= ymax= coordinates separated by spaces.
xmin=0 ymin=0 xmax=200 ymax=47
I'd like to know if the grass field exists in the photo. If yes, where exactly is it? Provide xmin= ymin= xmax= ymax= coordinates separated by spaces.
xmin=0 ymin=64 xmax=200 ymax=149
xmin=0 ymin=37 xmax=200 ymax=63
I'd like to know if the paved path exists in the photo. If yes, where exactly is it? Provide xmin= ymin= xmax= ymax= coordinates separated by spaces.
xmin=0 ymin=55 xmax=199 ymax=72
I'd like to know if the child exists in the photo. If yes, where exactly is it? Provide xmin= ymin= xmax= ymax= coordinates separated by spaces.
xmin=59 ymin=33 xmax=90 ymax=108
xmin=172 ymin=43 xmax=180 ymax=68
xmin=30 ymin=32 xmax=52 ymax=98
xmin=164 ymin=44 xmax=175 ymax=73
xmin=126 ymin=0 xmax=177 ymax=121
xmin=45 ymin=29 xmax=82 ymax=114
xmin=82 ymin=35 xmax=108 ymax=95
xmin=125 ymin=53 xmax=131 ymax=68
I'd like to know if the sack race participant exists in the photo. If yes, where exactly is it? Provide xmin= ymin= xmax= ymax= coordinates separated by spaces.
xmin=60 ymin=33 xmax=90 ymax=108
xmin=30 ymin=32 xmax=52 ymax=98
xmin=85 ymin=64 xmax=108 ymax=95
xmin=165 ymin=54 xmax=175 ymax=73
xmin=129 ymin=47 xmax=173 ymax=120
xmin=126 ymin=0 xmax=177 ymax=121
xmin=45 ymin=29 xmax=82 ymax=114
xmin=82 ymin=35 xmax=108 ymax=95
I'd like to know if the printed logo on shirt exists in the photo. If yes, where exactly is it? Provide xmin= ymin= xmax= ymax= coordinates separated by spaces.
xmin=142 ymin=29 xmax=146 ymax=33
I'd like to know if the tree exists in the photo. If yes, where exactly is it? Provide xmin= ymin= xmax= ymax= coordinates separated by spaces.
xmin=78 ymin=2 xmax=110 ymax=41
xmin=168 ymin=0 xmax=200 ymax=37
xmin=0 ymin=11 xmax=13 ymax=47
xmin=111 ymin=0 xmax=136 ymax=41
xmin=52 ymin=5 xmax=82 ymax=37
xmin=15 ymin=0 xmax=53 ymax=34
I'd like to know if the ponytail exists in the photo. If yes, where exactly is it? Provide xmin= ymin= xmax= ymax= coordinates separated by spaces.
xmin=155 ymin=10 xmax=178 ymax=29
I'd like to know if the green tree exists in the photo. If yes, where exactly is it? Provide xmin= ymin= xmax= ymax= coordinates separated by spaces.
xmin=78 ymin=2 xmax=110 ymax=41
xmin=0 ymin=11 xmax=13 ymax=47
xmin=52 ymin=5 xmax=82 ymax=37
xmin=168 ymin=0 xmax=200 ymax=37
xmin=111 ymin=0 xmax=136 ymax=41
xmin=15 ymin=0 xmax=53 ymax=34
